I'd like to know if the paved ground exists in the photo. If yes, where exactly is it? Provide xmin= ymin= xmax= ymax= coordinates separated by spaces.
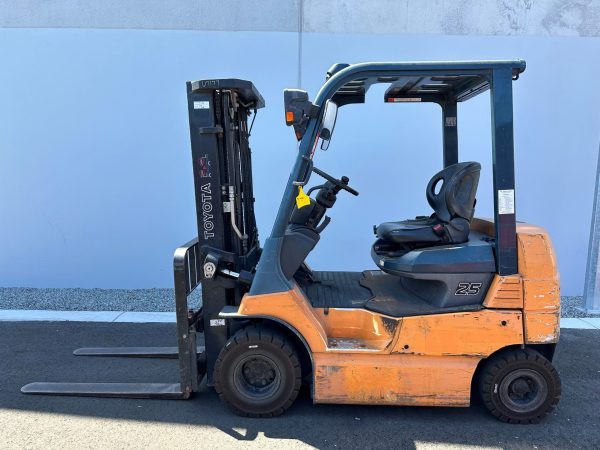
xmin=1 ymin=322 xmax=599 ymax=449
xmin=1 ymin=288 xmax=598 ymax=317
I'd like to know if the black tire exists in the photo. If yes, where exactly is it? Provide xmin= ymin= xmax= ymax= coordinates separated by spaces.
xmin=214 ymin=324 xmax=301 ymax=417
xmin=478 ymin=348 xmax=561 ymax=424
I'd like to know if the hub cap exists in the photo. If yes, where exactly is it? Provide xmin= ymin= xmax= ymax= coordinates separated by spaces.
xmin=233 ymin=354 xmax=281 ymax=400
xmin=499 ymin=368 xmax=547 ymax=413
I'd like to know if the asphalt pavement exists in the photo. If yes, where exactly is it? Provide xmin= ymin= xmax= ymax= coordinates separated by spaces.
xmin=1 ymin=322 xmax=599 ymax=449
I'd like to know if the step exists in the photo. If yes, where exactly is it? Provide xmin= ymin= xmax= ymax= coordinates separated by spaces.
xmin=327 ymin=337 xmax=387 ymax=352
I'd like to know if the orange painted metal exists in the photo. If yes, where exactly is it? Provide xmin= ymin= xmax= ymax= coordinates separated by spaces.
xmin=483 ymin=276 xmax=523 ymax=309
xmin=236 ymin=289 xmax=524 ymax=406
xmin=314 ymin=308 xmax=398 ymax=351
xmin=473 ymin=218 xmax=561 ymax=344
xmin=517 ymin=225 xmax=561 ymax=344
xmin=313 ymin=352 xmax=479 ymax=406
xmin=237 ymin=286 xmax=329 ymax=352
xmin=392 ymin=309 xmax=523 ymax=356
xmin=517 ymin=230 xmax=559 ymax=279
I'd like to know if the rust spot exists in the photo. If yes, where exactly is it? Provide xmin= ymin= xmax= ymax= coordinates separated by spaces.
xmin=381 ymin=316 xmax=399 ymax=335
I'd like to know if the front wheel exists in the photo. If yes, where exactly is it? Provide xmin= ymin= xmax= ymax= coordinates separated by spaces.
xmin=478 ymin=348 xmax=561 ymax=424
xmin=214 ymin=325 xmax=302 ymax=417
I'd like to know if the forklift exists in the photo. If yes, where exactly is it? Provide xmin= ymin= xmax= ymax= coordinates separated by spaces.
xmin=22 ymin=60 xmax=561 ymax=424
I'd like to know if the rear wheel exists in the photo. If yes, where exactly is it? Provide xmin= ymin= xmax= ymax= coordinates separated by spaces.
xmin=478 ymin=348 xmax=561 ymax=424
xmin=214 ymin=324 xmax=301 ymax=417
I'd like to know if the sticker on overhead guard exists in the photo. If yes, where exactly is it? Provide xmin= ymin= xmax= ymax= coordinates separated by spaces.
xmin=210 ymin=319 xmax=225 ymax=327
xmin=498 ymin=189 xmax=515 ymax=215
xmin=194 ymin=101 xmax=210 ymax=109
xmin=389 ymin=97 xmax=421 ymax=102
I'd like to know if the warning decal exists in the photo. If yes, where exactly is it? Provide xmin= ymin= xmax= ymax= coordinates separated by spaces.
xmin=194 ymin=101 xmax=210 ymax=109
xmin=498 ymin=189 xmax=515 ymax=215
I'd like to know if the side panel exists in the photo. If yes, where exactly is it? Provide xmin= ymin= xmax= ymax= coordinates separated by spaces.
xmin=472 ymin=219 xmax=561 ymax=344
xmin=313 ymin=308 xmax=398 ymax=351
xmin=313 ymin=309 xmax=523 ymax=407
xmin=483 ymin=275 xmax=523 ymax=309
xmin=237 ymin=287 xmax=329 ymax=352
xmin=518 ymin=231 xmax=558 ymax=278
xmin=391 ymin=309 xmax=523 ymax=356
xmin=523 ymin=278 xmax=561 ymax=343
xmin=518 ymin=229 xmax=561 ymax=344
xmin=313 ymin=353 xmax=479 ymax=406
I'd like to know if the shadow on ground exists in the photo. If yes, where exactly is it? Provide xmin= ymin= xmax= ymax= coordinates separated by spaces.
xmin=1 ymin=322 xmax=599 ymax=449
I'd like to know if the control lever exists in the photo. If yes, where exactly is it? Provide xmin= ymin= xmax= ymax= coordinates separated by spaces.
xmin=220 ymin=268 xmax=254 ymax=286
xmin=315 ymin=216 xmax=331 ymax=234
xmin=312 ymin=166 xmax=359 ymax=196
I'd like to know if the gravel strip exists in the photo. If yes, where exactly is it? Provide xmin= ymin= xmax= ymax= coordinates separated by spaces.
xmin=1 ymin=288 xmax=599 ymax=317
xmin=560 ymin=295 xmax=600 ymax=317
xmin=0 ymin=288 xmax=200 ymax=312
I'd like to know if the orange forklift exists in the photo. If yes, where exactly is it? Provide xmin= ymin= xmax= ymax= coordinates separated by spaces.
xmin=23 ymin=60 xmax=561 ymax=424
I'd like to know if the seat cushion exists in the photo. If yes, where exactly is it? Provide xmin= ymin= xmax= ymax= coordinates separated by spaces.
xmin=376 ymin=220 xmax=442 ymax=245
xmin=376 ymin=217 xmax=470 ymax=247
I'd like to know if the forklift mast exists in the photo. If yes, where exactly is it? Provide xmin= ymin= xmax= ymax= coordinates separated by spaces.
xmin=20 ymin=79 xmax=267 ymax=398
xmin=186 ymin=79 xmax=265 ymax=382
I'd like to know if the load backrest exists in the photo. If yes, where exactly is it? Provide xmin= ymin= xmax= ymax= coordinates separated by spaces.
xmin=426 ymin=162 xmax=481 ymax=222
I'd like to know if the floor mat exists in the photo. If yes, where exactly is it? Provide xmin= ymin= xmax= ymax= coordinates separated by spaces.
xmin=360 ymin=271 xmax=481 ymax=317
xmin=299 ymin=271 xmax=372 ymax=308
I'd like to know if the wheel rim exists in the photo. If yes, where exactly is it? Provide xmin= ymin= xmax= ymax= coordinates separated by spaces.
xmin=233 ymin=354 xmax=282 ymax=401
xmin=499 ymin=368 xmax=548 ymax=413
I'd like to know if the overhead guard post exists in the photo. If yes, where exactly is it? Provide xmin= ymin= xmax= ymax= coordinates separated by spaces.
xmin=490 ymin=67 xmax=518 ymax=275
xmin=442 ymin=101 xmax=458 ymax=167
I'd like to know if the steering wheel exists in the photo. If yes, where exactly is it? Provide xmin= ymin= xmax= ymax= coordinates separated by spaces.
xmin=312 ymin=166 xmax=359 ymax=196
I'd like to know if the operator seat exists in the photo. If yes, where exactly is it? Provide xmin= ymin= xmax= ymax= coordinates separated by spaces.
xmin=375 ymin=162 xmax=481 ymax=249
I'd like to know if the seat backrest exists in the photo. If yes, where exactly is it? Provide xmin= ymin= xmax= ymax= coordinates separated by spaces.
xmin=426 ymin=162 xmax=481 ymax=223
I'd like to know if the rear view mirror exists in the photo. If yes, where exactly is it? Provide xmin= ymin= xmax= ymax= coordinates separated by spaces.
xmin=319 ymin=100 xmax=338 ymax=151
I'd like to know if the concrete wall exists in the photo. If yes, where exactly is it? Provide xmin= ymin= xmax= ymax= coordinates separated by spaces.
xmin=2 ymin=0 xmax=600 ymax=36
xmin=0 ymin=1 xmax=598 ymax=294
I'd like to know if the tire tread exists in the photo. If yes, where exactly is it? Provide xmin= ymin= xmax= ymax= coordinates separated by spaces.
xmin=214 ymin=324 xmax=301 ymax=418
xmin=478 ymin=348 xmax=561 ymax=424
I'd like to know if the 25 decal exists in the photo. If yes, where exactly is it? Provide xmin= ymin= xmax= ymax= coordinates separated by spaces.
xmin=455 ymin=282 xmax=483 ymax=296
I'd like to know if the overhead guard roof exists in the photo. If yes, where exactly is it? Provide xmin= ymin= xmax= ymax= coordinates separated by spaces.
xmin=327 ymin=60 xmax=526 ymax=106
